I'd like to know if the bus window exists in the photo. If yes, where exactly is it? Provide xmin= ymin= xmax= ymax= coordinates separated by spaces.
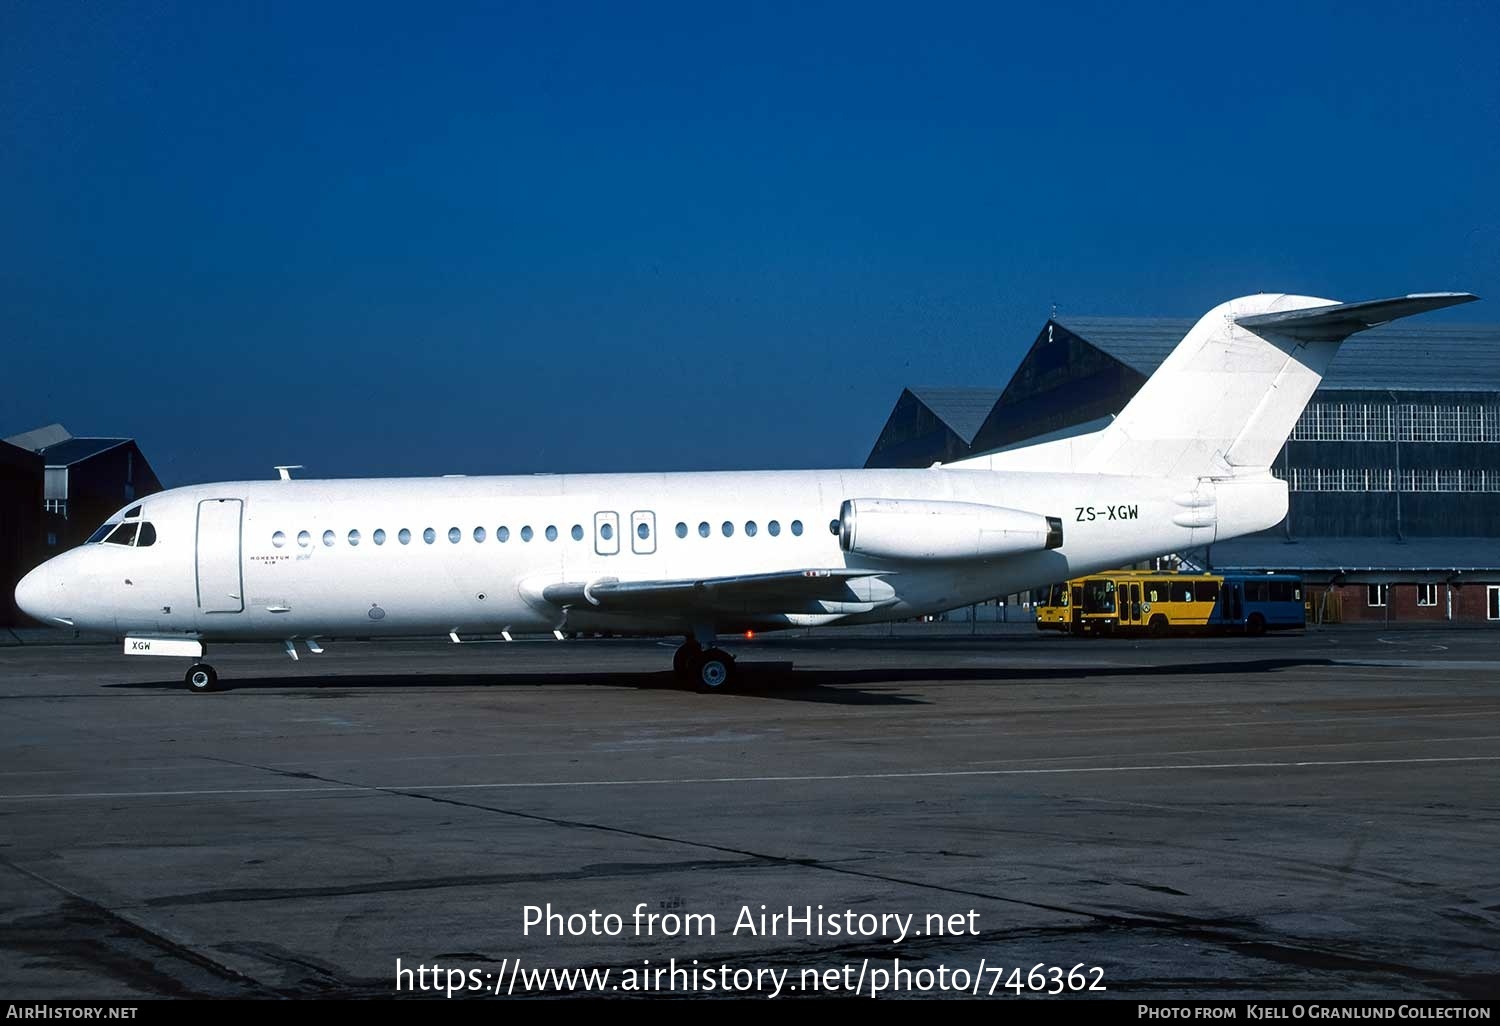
xmin=1269 ymin=581 xmax=1294 ymax=602
xmin=1198 ymin=580 xmax=1220 ymax=605
xmin=1145 ymin=580 xmax=1170 ymax=603
xmin=1247 ymin=580 xmax=1269 ymax=603
xmin=1170 ymin=581 xmax=1196 ymax=603
xmin=1082 ymin=579 xmax=1116 ymax=613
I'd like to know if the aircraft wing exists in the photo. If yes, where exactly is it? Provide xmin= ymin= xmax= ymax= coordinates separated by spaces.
xmin=540 ymin=568 xmax=896 ymax=613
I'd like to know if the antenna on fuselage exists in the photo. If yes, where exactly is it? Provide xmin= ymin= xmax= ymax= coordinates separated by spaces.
xmin=274 ymin=465 xmax=304 ymax=481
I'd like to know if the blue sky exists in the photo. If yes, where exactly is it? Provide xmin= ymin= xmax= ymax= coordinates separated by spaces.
xmin=3 ymin=0 xmax=1498 ymax=484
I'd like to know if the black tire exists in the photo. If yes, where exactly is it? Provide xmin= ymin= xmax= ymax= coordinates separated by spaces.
xmin=184 ymin=663 xmax=218 ymax=693
xmin=1247 ymin=613 xmax=1267 ymax=637
xmin=693 ymin=648 xmax=736 ymax=692
xmin=672 ymin=642 xmax=700 ymax=677
xmin=1148 ymin=615 xmax=1169 ymax=638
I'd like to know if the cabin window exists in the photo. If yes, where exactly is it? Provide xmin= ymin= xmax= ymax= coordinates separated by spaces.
xmin=698 ymin=521 xmax=710 ymax=538
xmin=423 ymin=528 xmax=436 ymax=544
xmin=498 ymin=526 xmax=510 ymax=542
xmin=768 ymin=520 xmax=780 ymax=536
xmin=323 ymin=530 xmax=336 ymax=547
xmin=599 ymin=523 xmax=612 ymax=541
xmin=722 ymin=521 xmax=734 ymax=537
xmin=448 ymin=527 xmax=461 ymax=543
xmin=675 ymin=522 xmax=687 ymax=539
xmin=791 ymin=520 xmax=803 ymax=536
xmin=521 ymin=526 xmax=534 ymax=542
xmin=636 ymin=522 xmax=649 ymax=541
xmin=474 ymin=527 xmax=487 ymax=543
xmin=298 ymin=530 xmax=312 ymax=548
xmin=546 ymin=525 xmax=558 ymax=541
xmin=272 ymin=531 xmax=286 ymax=548
xmin=572 ymin=524 xmax=584 ymax=541
xmin=745 ymin=521 xmax=758 ymax=537
xmin=373 ymin=529 xmax=386 ymax=545
xmin=348 ymin=529 xmax=361 ymax=546
xmin=399 ymin=528 xmax=411 ymax=545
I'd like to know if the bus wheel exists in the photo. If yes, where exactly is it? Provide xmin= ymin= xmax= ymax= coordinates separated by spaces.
xmin=1148 ymin=615 xmax=1169 ymax=638
xmin=1247 ymin=613 xmax=1266 ymax=637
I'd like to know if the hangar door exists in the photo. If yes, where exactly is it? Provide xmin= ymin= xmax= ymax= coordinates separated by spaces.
xmin=196 ymin=499 xmax=244 ymax=613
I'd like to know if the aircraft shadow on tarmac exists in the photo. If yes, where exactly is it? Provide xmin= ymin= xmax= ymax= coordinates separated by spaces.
xmin=102 ymin=657 xmax=1337 ymax=706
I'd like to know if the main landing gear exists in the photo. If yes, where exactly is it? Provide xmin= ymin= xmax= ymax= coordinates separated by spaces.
xmin=184 ymin=663 xmax=219 ymax=693
xmin=672 ymin=640 xmax=738 ymax=692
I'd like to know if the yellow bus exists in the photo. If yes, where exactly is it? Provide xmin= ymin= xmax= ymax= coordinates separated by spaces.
xmin=1035 ymin=571 xmax=1161 ymax=634
xmin=1034 ymin=580 xmax=1079 ymax=632
xmin=1078 ymin=572 xmax=1222 ymax=636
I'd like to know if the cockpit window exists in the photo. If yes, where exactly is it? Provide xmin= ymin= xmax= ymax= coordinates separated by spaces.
xmin=137 ymin=523 xmax=157 ymax=547
xmin=103 ymin=522 xmax=139 ymax=546
xmin=87 ymin=502 xmax=150 ymax=544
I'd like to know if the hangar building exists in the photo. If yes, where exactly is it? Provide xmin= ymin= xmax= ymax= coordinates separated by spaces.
xmin=0 ymin=441 xmax=44 ymax=628
xmin=2 ymin=424 xmax=164 ymax=625
xmin=867 ymin=316 xmax=1500 ymax=624
xmin=865 ymin=387 xmax=1000 ymax=469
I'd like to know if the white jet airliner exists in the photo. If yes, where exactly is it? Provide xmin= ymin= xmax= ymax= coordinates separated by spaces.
xmin=14 ymin=291 xmax=1476 ymax=692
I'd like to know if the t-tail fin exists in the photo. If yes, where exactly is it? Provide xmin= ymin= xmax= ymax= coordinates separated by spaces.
xmin=1078 ymin=291 xmax=1478 ymax=478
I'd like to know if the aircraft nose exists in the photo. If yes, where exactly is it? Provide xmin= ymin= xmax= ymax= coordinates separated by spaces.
xmin=14 ymin=562 xmax=56 ymax=624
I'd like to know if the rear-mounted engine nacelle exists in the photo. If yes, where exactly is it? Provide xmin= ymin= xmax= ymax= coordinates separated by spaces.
xmin=839 ymin=498 xmax=1062 ymax=561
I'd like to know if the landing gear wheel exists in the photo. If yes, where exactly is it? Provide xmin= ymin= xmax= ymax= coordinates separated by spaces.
xmin=672 ymin=642 xmax=701 ymax=677
xmin=184 ymin=663 xmax=219 ymax=693
xmin=692 ymin=648 xmax=736 ymax=692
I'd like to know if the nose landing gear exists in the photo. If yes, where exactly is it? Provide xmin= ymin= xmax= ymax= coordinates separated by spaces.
xmin=184 ymin=663 xmax=219 ymax=693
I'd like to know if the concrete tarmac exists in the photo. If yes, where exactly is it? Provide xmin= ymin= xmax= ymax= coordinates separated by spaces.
xmin=1 ymin=626 xmax=1497 ymax=999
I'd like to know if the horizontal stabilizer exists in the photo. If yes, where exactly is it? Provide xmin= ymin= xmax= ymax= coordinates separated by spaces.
xmin=1235 ymin=292 xmax=1477 ymax=341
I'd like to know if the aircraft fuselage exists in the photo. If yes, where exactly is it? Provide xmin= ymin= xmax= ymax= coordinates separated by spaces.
xmin=17 ymin=466 xmax=1268 ymax=641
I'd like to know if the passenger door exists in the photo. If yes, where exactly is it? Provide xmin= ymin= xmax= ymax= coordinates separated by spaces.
xmin=594 ymin=511 xmax=619 ymax=556
xmin=631 ymin=510 xmax=656 ymax=555
xmin=195 ymin=499 xmax=244 ymax=613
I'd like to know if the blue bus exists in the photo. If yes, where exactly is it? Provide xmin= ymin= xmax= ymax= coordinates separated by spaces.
xmin=1210 ymin=574 xmax=1306 ymax=635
